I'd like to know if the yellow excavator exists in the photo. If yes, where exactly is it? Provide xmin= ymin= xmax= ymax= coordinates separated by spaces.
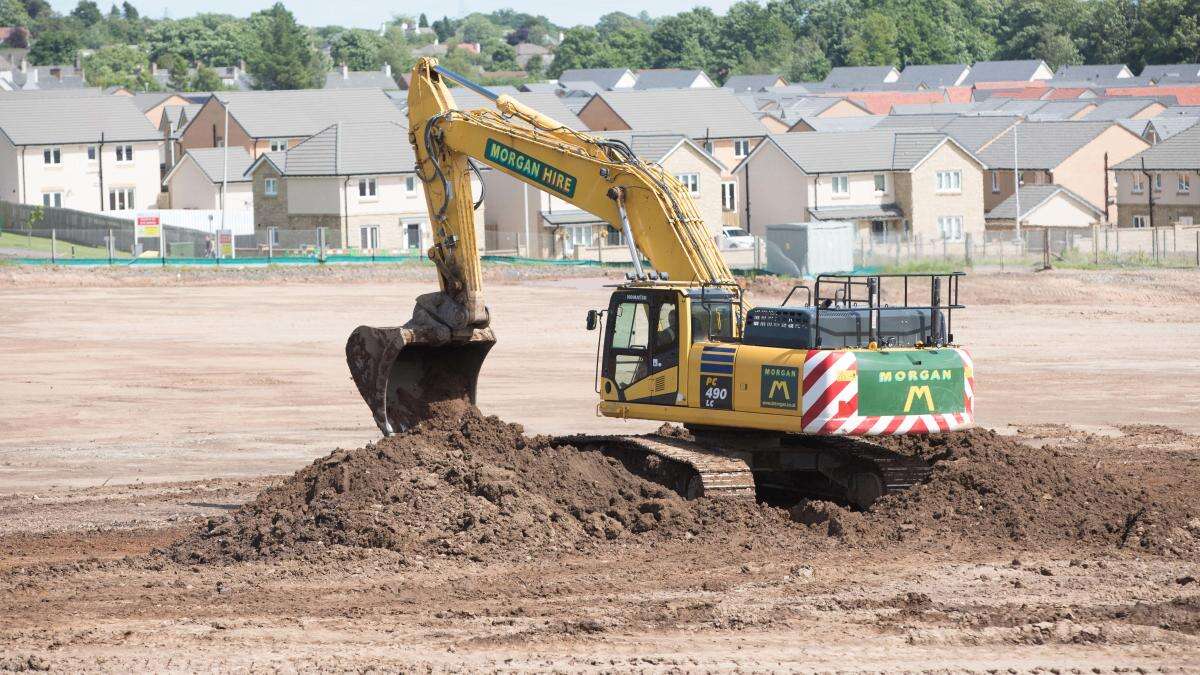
xmin=347 ymin=59 xmax=975 ymax=508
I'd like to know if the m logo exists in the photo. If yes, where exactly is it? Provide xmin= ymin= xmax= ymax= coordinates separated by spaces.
xmin=903 ymin=385 xmax=936 ymax=413
xmin=760 ymin=365 xmax=798 ymax=410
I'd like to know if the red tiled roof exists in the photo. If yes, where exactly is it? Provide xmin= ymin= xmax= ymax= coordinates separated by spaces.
xmin=944 ymin=86 xmax=972 ymax=103
xmin=1105 ymin=85 xmax=1200 ymax=105
xmin=833 ymin=90 xmax=946 ymax=114
xmin=1043 ymin=87 xmax=1088 ymax=100
xmin=973 ymin=80 xmax=1051 ymax=90
xmin=984 ymin=86 xmax=1050 ymax=100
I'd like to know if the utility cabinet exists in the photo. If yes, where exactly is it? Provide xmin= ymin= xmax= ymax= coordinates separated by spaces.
xmin=764 ymin=221 xmax=855 ymax=277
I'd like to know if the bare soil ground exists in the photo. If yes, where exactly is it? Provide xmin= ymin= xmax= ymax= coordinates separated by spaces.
xmin=1 ymin=265 xmax=1198 ymax=672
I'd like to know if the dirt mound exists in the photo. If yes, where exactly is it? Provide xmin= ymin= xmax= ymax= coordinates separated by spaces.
xmin=169 ymin=402 xmax=785 ymax=564
xmin=793 ymin=428 xmax=1200 ymax=555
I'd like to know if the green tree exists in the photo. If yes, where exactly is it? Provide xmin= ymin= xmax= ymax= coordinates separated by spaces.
xmin=156 ymin=51 xmax=189 ymax=89
xmin=548 ymin=26 xmax=610 ymax=76
xmin=330 ymin=29 xmax=384 ymax=70
xmin=604 ymin=24 xmax=652 ymax=70
xmin=786 ymin=35 xmax=832 ymax=81
xmin=459 ymin=14 xmax=503 ymax=45
xmin=28 ymin=29 xmax=81 ymax=64
xmin=717 ymin=1 xmax=795 ymax=78
xmin=845 ymin=10 xmax=900 ymax=66
xmin=21 ymin=0 xmax=49 ymax=19
xmin=524 ymin=53 xmax=544 ymax=78
xmin=4 ymin=26 xmax=27 ymax=47
xmin=1080 ymin=0 xmax=1135 ymax=66
xmin=122 ymin=0 xmax=137 ymax=20
xmin=489 ymin=42 xmax=516 ymax=70
xmin=71 ymin=0 xmax=102 ymax=26
xmin=84 ymin=44 xmax=159 ymax=90
xmin=247 ymin=2 xmax=320 ymax=90
xmin=418 ymin=12 xmax=428 ymax=28
xmin=0 ymin=0 xmax=30 ymax=26
xmin=190 ymin=64 xmax=223 ymax=91
xmin=647 ymin=8 xmax=719 ymax=70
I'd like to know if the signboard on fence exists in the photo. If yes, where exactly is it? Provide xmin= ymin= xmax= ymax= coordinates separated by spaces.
xmin=135 ymin=215 xmax=161 ymax=238
xmin=218 ymin=229 xmax=234 ymax=257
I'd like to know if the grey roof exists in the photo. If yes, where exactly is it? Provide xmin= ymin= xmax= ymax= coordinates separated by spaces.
xmin=823 ymin=66 xmax=898 ymax=86
xmin=986 ymin=185 xmax=1101 ymax=220
xmin=809 ymin=203 xmax=904 ymax=220
xmin=723 ymin=74 xmax=786 ymax=92
xmin=324 ymin=69 xmax=398 ymax=90
xmin=585 ymin=88 xmax=768 ymax=139
xmin=937 ymin=115 xmax=1021 ymax=153
xmin=1114 ymin=123 xmax=1200 ymax=170
xmin=444 ymin=89 xmax=588 ymax=131
xmin=558 ymin=68 xmax=633 ymax=90
xmin=1026 ymin=100 xmax=1094 ymax=120
xmin=1081 ymin=98 xmax=1162 ymax=120
xmin=1160 ymin=105 xmax=1200 ymax=116
xmin=519 ymin=82 xmax=561 ymax=93
xmin=1148 ymin=116 xmax=1200 ymax=141
xmin=873 ymin=114 xmax=958 ymax=131
xmin=541 ymin=209 xmax=603 ymax=226
xmin=1140 ymin=64 xmax=1200 ymax=82
xmin=130 ymin=92 xmax=180 ymax=112
xmin=0 ymin=87 xmax=102 ymax=99
xmin=793 ymin=116 xmax=884 ymax=132
xmin=1053 ymin=64 xmax=1132 ymax=81
xmin=963 ymin=60 xmax=1050 ymax=84
xmin=0 ymin=95 xmax=160 ymax=145
xmin=896 ymin=64 xmax=969 ymax=87
xmin=977 ymin=121 xmax=1116 ymax=169
xmin=600 ymin=131 xmax=723 ymax=170
xmin=175 ymin=146 xmax=254 ymax=184
xmin=270 ymin=121 xmax=415 ymax=176
xmin=781 ymin=96 xmax=866 ymax=120
xmin=751 ymin=130 xmax=968 ymax=174
xmin=162 ymin=103 xmax=202 ymax=138
xmin=1117 ymin=119 xmax=1150 ymax=137
xmin=634 ymin=69 xmax=713 ymax=90
xmin=890 ymin=102 xmax=978 ymax=115
xmin=210 ymin=88 xmax=404 ymax=139
xmin=993 ymin=99 xmax=1051 ymax=115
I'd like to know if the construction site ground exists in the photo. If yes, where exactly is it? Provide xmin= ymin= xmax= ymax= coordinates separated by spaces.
xmin=1 ymin=264 xmax=1198 ymax=672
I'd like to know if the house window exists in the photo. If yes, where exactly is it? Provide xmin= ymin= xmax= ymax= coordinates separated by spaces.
xmin=990 ymin=170 xmax=999 ymax=193
xmin=1153 ymin=173 xmax=1162 ymax=192
xmin=873 ymin=174 xmax=886 ymax=193
xmin=87 ymin=145 xmax=97 ymax=161
xmin=568 ymin=225 xmax=592 ymax=247
xmin=720 ymin=181 xmax=737 ymax=212
xmin=831 ymin=175 xmax=849 ymax=196
xmin=703 ymin=141 xmax=714 ymax=154
xmin=733 ymin=140 xmax=750 ymax=157
xmin=1178 ymin=173 xmax=1190 ymax=194
xmin=936 ymin=170 xmax=961 ymax=193
xmin=1131 ymin=174 xmax=1145 ymax=194
xmin=1132 ymin=215 xmax=1148 ymax=228
xmin=108 ymin=187 xmax=135 ymax=210
xmin=41 ymin=191 xmax=62 ymax=207
xmin=43 ymin=147 xmax=61 ymax=165
xmin=359 ymin=225 xmax=379 ymax=250
xmin=674 ymin=173 xmax=700 ymax=196
xmin=937 ymin=215 xmax=963 ymax=241
xmin=264 ymin=177 xmax=278 ymax=196
xmin=358 ymin=178 xmax=377 ymax=198
xmin=1178 ymin=216 xmax=1194 ymax=226
xmin=269 ymin=227 xmax=280 ymax=247
xmin=606 ymin=228 xmax=624 ymax=246
xmin=269 ymin=139 xmax=288 ymax=152
xmin=115 ymin=144 xmax=133 ymax=162
xmin=405 ymin=175 xmax=417 ymax=194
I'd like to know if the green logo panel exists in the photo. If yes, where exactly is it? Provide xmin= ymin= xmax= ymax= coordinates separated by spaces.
xmin=856 ymin=350 xmax=964 ymax=416
xmin=484 ymin=138 xmax=577 ymax=198
xmin=760 ymin=365 xmax=798 ymax=410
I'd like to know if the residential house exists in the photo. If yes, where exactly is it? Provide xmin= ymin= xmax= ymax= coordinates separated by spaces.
xmin=977 ymin=120 xmax=1150 ymax=223
xmin=937 ymin=115 xmax=1022 ymax=154
xmin=163 ymin=146 xmax=254 ymax=211
xmin=823 ymin=66 xmax=900 ymax=87
xmin=633 ymin=69 xmax=716 ymax=89
xmin=245 ymin=121 xmax=482 ymax=251
xmin=557 ymin=68 xmax=636 ymax=90
xmin=130 ymin=92 xmax=192 ymax=123
xmin=1113 ymin=123 xmax=1200 ymax=228
xmin=482 ymin=132 xmax=725 ymax=258
xmin=1145 ymin=116 xmax=1200 ymax=144
xmin=1140 ymin=64 xmax=1200 ymax=83
xmin=1081 ymin=98 xmax=1166 ymax=121
xmin=723 ymin=74 xmax=787 ymax=92
xmin=1054 ymin=64 xmax=1133 ymax=81
xmin=0 ymin=96 xmax=162 ymax=212
xmin=325 ymin=63 xmax=397 ymax=89
xmin=576 ymin=88 xmax=768 ymax=226
xmin=0 ymin=59 xmax=87 ymax=91
xmin=1027 ymin=100 xmax=1096 ymax=120
xmin=779 ymin=97 xmax=872 ymax=123
xmin=441 ymin=89 xmax=588 ymax=130
xmin=1103 ymin=85 xmax=1200 ymax=105
xmin=788 ymin=116 xmax=884 ymax=133
xmin=158 ymin=103 xmax=201 ymax=170
xmin=897 ymin=64 xmax=970 ymax=87
xmin=963 ymin=60 xmax=1054 ymax=85
xmin=985 ymin=185 xmax=1104 ymax=230
xmin=178 ymin=88 xmax=405 ymax=159
xmin=514 ymin=43 xmax=553 ymax=69
xmin=733 ymin=130 xmax=987 ymax=243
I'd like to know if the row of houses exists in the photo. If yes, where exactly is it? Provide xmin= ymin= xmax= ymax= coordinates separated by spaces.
xmin=0 ymin=74 xmax=1196 ymax=259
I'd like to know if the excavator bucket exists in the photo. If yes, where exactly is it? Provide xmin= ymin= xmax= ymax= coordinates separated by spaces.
xmin=346 ymin=293 xmax=495 ymax=435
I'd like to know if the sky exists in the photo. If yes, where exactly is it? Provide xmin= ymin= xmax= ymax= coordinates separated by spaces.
xmin=50 ymin=0 xmax=740 ymax=28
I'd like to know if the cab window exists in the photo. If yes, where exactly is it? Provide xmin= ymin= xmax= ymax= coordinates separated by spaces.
xmin=654 ymin=302 xmax=678 ymax=349
xmin=690 ymin=301 xmax=734 ymax=342
xmin=611 ymin=301 xmax=649 ymax=388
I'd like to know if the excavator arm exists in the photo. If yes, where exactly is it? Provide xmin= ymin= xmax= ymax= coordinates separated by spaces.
xmin=347 ymin=58 xmax=735 ymax=435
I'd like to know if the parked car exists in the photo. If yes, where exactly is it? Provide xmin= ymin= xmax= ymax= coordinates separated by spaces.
xmin=720 ymin=226 xmax=754 ymax=249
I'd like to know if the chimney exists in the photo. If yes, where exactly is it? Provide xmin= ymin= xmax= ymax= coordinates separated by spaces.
xmin=340 ymin=63 xmax=349 ymax=79
xmin=383 ymin=63 xmax=391 ymax=78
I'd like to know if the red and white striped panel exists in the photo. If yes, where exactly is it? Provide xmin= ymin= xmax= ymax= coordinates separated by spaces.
xmin=800 ymin=348 xmax=975 ymax=436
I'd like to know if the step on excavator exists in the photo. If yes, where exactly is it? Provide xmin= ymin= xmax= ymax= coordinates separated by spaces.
xmin=346 ymin=58 xmax=975 ymax=509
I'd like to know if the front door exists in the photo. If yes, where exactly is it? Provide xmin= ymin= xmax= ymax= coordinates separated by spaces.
xmin=601 ymin=290 xmax=680 ymax=405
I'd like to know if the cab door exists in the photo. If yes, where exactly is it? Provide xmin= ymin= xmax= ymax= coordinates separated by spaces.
xmin=600 ymin=290 xmax=680 ymax=405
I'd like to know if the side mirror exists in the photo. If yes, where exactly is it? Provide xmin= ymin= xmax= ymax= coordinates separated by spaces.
xmin=586 ymin=309 xmax=600 ymax=331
